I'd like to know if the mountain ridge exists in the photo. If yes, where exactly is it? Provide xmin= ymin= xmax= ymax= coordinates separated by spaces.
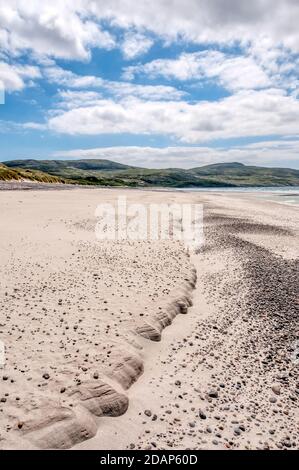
xmin=2 ymin=159 xmax=299 ymax=187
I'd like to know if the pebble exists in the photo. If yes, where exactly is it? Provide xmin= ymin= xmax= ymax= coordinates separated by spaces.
xmin=271 ymin=384 xmax=281 ymax=395
xmin=208 ymin=390 xmax=218 ymax=399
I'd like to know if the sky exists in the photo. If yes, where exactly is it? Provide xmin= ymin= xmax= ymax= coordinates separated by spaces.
xmin=0 ymin=0 xmax=299 ymax=169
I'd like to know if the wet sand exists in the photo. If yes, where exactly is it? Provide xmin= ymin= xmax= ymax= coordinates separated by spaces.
xmin=0 ymin=187 xmax=298 ymax=450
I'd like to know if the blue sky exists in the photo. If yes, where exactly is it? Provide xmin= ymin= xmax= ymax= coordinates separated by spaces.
xmin=0 ymin=0 xmax=299 ymax=168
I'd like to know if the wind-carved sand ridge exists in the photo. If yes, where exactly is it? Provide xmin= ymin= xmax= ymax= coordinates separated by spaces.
xmin=0 ymin=189 xmax=196 ymax=449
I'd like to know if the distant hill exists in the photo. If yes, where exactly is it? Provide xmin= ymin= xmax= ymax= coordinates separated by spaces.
xmin=189 ymin=162 xmax=299 ymax=186
xmin=5 ymin=158 xmax=133 ymax=173
xmin=3 ymin=159 xmax=299 ymax=187
xmin=4 ymin=159 xmax=136 ymax=185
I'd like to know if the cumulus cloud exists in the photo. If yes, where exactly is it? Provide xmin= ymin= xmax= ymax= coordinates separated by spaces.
xmin=0 ymin=0 xmax=115 ymax=60
xmin=0 ymin=62 xmax=41 ymax=91
xmin=123 ymin=50 xmax=272 ymax=91
xmin=52 ymin=140 xmax=299 ymax=169
xmin=124 ymin=47 xmax=299 ymax=96
xmin=47 ymin=89 xmax=299 ymax=143
xmin=91 ymin=0 xmax=299 ymax=52
xmin=121 ymin=32 xmax=153 ymax=59
xmin=1 ymin=1 xmax=299 ymax=61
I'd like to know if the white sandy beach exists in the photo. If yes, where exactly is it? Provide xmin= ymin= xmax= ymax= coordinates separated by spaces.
xmin=0 ymin=187 xmax=298 ymax=450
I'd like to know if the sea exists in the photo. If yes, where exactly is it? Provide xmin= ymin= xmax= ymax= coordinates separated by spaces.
xmin=176 ymin=186 xmax=299 ymax=206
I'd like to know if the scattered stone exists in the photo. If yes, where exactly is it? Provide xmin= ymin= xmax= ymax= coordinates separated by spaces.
xmin=208 ymin=390 xmax=218 ymax=399
xmin=271 ymin=384 xmax=281 ymax=395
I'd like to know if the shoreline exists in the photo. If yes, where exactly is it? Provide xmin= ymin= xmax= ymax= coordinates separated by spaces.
xmin=1 ymin=180 xmax=299 ymax=192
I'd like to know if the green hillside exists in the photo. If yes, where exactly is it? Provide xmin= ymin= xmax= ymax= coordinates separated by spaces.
xmin=3 ymin=159 xmax=299 ymax=187
xmin=189 ymin=162 xmax=299 ymax=186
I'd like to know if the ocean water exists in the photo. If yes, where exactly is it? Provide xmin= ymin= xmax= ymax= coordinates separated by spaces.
xmin=176 ymin=186 xmax=299 ymax=206
xmin=253 ymin=191 xmax=299 ymax=206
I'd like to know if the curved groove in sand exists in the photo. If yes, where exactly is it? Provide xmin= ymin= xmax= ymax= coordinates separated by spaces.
xmin=4 ymin=266 xmax=197 ymax=450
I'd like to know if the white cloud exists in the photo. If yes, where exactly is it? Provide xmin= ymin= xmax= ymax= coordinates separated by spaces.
xmin=104 ymin=82 xmax=185 ymax=100
xmin=0 ymin=61 xmax=41 ymax=91
xmin=52 ymin=140 xmax=299 ymax=169
xmin=0 ymin=0 xmax=115 ymax=60
xmin=47 ymin=89 xmax=299 ymax=143
xmin=56 ymin=90 xmax=103 ymax=109
xmin=123 ymin=50 xmax=272 ymax=91
xmin=249 ymin=38 xmax=299 ymax=93
xmin=121 ymin=32 xmax=153 ymax=59
xmin=1 ymin=1 xmax=299 ymax=62
xmin=91 ymin=0 xmax=299 ymax=52
xmin=22 ymin=122 xmax=47 ymax=130
xmin=45 ymin=66 xmax=104 ymax=88
xmin=45 ymin=65 xmax=185 ymax=101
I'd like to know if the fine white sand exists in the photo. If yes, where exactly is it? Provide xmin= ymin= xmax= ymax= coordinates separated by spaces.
xmin=0 ymin=187 xmax=298 ymax=450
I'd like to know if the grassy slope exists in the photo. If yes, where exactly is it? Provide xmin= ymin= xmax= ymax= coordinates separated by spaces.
xmin=0 ymin=163 xmax=66 ymax=183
